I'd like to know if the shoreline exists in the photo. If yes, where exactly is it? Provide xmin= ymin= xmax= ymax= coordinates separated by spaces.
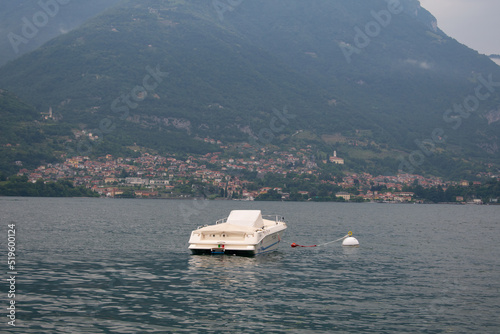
xmin=1 ymin=195 xmax=498 ymax=205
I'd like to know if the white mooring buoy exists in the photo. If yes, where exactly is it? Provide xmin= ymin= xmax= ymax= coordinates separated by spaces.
xmin=292 ymin=231 xmax=359 ymax=249
xmin=342 ymin=236 xmax=360 ymax=247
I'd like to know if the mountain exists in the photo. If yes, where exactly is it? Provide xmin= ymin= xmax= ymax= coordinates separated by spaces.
xmin=490 ymin=55 xmax=500 ymax=67
xmin=0 ymin=0 xmax=499 ymax=179
xmin=0 ymin=0 xmax=122 ymax=66
xmin=0 ymin=89 xmax=68 ymax=175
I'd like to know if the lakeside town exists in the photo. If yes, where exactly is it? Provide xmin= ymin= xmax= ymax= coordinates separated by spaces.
xmin=14 ymin=145 xmax=500 ymax=204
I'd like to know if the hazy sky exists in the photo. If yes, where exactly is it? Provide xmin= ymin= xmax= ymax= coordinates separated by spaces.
xmin=419 ymin=0 xmax=500 ymax=55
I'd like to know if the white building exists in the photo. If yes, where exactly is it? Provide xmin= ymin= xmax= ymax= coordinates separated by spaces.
xmin=329 ymin=151 xmax=344 ymax=165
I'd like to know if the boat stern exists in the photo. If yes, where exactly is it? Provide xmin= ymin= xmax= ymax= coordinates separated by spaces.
xmin=188 ymin=211 xmax=287 ymax=256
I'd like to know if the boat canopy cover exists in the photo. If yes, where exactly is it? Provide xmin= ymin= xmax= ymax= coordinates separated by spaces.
xmin=197 ymin=223 xmax=254 ymax=233
xmin=226 ymin=210 xmax=264 ymax=228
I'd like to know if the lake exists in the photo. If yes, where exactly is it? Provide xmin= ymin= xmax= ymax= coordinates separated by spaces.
xmin=1 ymin=197 xmax=499 ymax=333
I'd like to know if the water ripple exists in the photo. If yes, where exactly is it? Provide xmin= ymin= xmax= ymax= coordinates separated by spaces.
xmin=3 ymin=199 xmax=499 ymax=333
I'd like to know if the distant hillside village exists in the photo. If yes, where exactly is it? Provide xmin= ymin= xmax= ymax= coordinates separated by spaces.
xmin=12 ymin=148 xmax=499 ymax=204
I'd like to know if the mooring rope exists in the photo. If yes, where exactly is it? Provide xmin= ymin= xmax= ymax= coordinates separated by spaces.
xmin=291 ymin=231 xmax=353 ymax=248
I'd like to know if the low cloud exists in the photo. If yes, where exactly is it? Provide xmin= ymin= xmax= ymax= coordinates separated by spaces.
xmin=404 ymin=58 xmax=432 ymax=70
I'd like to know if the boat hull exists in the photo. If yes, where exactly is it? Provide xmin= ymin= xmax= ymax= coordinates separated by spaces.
xmin=189 ymin=229 xmax=285 ymax=256
xmin=188 ymin=210 xmax=287 ymax=256
xmin=254 ymin=230 xmax=284 ymax=255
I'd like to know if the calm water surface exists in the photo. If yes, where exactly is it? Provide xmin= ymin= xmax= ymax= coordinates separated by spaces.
xmin=1 ymin=197 xmax=499 ymax=333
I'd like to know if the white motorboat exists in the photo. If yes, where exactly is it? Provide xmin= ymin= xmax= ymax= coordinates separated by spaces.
xmin=188 ymin=210 xmax=287 ymax=256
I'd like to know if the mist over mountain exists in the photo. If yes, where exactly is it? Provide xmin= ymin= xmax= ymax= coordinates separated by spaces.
xmin=0 ymin=0 xmax=122 ymax=66
xmin=0 ymin=0 xmax=499 ymax=178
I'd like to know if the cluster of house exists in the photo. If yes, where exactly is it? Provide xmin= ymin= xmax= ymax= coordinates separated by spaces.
xmin=16 ymin=150 xmax=497 ymax=202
